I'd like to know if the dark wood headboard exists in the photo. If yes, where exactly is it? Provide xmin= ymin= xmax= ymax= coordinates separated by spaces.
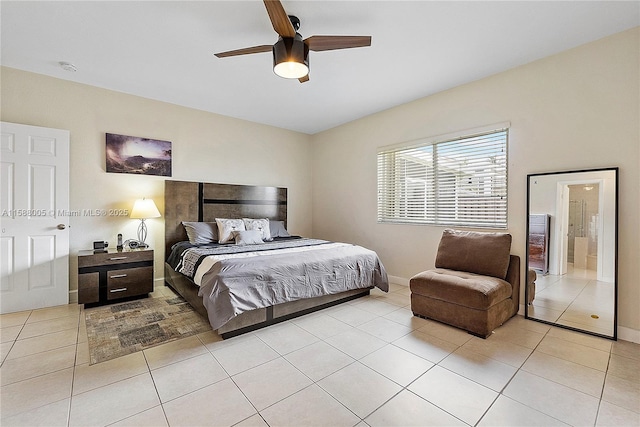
xmin=164 ymin=180 xmax=287 ymax=256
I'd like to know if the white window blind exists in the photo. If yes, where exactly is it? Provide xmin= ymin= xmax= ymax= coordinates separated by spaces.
xmin=377 ymin=128 xmax=508 ymax=228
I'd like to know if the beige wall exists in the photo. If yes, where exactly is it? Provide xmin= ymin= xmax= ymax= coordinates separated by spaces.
xmin=0 ymin=67 xmax=313 ymax=299
xmin=311 ymin=28 xmax=640 ymax=336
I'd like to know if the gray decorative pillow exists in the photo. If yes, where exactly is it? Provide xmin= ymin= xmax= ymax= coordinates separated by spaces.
xmin=215 ymin=218 xmax=246 ymax=244
xmin=269 ymin=220 xmax=290 ymax=238
xmin=233 ymin=230 xmax=264 ymax=246
xmin=435 ymin=229 xmax=512 ymax=279
xmin=242 ymin=218 xmax=272 ymax=241
xmin=182 ymin=221 xmax=218 ymax=244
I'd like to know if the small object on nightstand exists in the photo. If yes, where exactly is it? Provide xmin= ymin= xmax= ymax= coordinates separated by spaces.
xmin=117 ymin=233 xmax=123 ymax=251
xmin=93 ymin=241 xmax=108 ymax=253
xmin=78 ymin=247 xmax=154 ymax=306
xmin=124 ymin=240 xmax=139 ymax=249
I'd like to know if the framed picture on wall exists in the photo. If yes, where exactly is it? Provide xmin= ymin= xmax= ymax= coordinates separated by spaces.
xmin=105 ymin=132 xmax=172 ymax=177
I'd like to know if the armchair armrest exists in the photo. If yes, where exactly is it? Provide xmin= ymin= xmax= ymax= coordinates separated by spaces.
xmin=505 ymin=255 xmax=521 ymax=316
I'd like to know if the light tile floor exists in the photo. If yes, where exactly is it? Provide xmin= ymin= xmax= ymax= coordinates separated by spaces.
xmin=1 ymin=283 xmax=638 ymax=426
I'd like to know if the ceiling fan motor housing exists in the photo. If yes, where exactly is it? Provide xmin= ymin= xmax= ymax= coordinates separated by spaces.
xmin=288 ymin=15 xmax=301 ymax=31
xmin=273 ymin=33 xmax=309 ymax=78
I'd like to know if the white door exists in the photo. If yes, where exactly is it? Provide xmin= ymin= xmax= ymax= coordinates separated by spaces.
xmin=0 ymin=122 xmax=70 ymax=313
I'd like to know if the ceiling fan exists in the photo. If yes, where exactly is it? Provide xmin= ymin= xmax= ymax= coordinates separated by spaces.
xmin=214 ymin=0 xmax=372 ymax=83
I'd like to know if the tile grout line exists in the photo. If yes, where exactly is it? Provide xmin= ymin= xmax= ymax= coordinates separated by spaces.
xmin=252 ymin=323 xmax=362 ymax=422
xmin=67 ymin=305 xmax=87 ymax=427
xmin=591 ymin=348 xmax=615 ymax=426
xmin=0 ymin=311 xmax=30 ymax=368
xmin=284 ymin=318 xmax=394 ymax=425
xmin=197 ymin=331 xmax=269 ymax=425
xmin=141 ymin=350 xmax=173 ymax=427
xmin=491 ymin=324 xmax=609 ymax=426
xmin=472 ymin=324 xmax=552 ymax=426
xmin=312 ymin=296 xmax=455 ymax=425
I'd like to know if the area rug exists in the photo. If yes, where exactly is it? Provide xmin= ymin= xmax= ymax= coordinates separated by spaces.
xmin=85 ymin=294 xmax=211 ymax=365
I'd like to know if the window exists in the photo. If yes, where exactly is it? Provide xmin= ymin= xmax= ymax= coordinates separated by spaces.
xmin=377 ymin=127 xmax=508 ymax=228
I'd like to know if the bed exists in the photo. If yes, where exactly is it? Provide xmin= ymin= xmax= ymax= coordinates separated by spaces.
xmin=164 ymin=180 xmax=389 ymax=338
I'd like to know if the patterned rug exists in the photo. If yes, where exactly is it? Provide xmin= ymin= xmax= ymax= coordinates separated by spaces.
xmin=85 ymin=294 xmax=211 ymax=365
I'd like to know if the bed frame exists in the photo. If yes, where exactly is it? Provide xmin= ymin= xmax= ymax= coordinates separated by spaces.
xmin=163 ymin=180 xmax=370 ymax=338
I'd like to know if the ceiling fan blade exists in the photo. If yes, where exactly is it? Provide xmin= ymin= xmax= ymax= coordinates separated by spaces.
xmin=304 ymin=35 xmax=372 ymax=51
xmin=263 ymin=0 xmax=296 ymax=38
xmin=214 ymin=45 xmax=272 ymax=58
xmin=298 ymin=74 xmax=309 ymax=83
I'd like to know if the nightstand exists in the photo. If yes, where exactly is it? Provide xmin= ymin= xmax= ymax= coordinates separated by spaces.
xmin=78 ymin=248 xmax=154 ymax=306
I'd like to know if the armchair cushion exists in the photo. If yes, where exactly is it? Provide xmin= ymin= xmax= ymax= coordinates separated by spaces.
xmin=435 ymin=229 xmax=512 ymax=279
xmin=411 ymin=269 xmax=512 ymax=310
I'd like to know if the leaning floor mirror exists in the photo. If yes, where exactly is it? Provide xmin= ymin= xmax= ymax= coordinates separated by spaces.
xmin=525 ymin=167 xmax=618 ymax=339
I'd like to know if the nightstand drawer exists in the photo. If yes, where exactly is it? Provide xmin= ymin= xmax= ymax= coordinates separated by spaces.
xmin=107 ymin=266 xmax=153 ymax=300
xmin=79 ymin=250 xmax=153 ymax=268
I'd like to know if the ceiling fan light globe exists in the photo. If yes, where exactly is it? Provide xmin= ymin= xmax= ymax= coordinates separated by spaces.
xmin=274 ymin=61 xmax=309 ymax=79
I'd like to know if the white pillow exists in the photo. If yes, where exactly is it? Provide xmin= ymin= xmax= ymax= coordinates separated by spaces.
xmin=242 ymin=218 xmax=272 ymax=241
xmin=215 ymin=218 xmax=246 ymax=243
xmin=233 ymin=230 xmax=264 ymax=245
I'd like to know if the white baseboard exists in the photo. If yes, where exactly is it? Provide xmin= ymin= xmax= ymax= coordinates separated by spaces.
xmin=154 ymin=277 xmax=165 ymax=287
xmin=388 ymin=275 xmax=409 ymax=287
xmin=618 ymin=326 xmax=640 ymax=344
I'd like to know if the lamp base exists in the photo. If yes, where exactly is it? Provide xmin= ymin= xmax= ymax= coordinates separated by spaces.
xmin=137 ymin=219 xmax=148 ymax=244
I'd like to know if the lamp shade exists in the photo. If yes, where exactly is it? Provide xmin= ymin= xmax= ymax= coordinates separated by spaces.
xmin=130 ymin=198 xmax=161 ymax=219
xmin=273 ymin=35 xmax=309 ymax=79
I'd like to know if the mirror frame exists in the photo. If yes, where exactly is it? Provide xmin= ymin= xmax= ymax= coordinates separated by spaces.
xmin=525 ymin=167 xmax=618 ymax=340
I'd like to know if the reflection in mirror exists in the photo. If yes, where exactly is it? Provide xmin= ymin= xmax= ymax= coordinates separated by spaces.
xmin=526 ymin=168 xmax=617 ymax=339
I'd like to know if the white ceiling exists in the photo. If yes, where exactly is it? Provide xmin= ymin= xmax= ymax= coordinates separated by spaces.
xmin=2 ymin=1 xmax=638 ymax=134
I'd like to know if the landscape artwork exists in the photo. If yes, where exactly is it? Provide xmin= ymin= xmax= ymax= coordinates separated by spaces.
xmin=106 ymin=133 xmax=172 ymax=176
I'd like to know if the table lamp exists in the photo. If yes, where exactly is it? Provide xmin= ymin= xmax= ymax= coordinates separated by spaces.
xmin=130 ymin=198 xmax=161 ymax=246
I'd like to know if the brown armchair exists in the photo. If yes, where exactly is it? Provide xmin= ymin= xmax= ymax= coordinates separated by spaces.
xmin=410 ymin=229 xmax=520 ymax=338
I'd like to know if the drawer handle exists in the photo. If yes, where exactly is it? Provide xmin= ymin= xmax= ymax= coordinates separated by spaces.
xmin=110 ymin=288 xmax=128 ymax=293
xmin=110 ymin=274 xmax=128 ymax=279
xmin=109 ymin=257 xmax=128 ymax=260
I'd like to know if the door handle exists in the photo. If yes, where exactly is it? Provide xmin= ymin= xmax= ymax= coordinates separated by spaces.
xmin=57 ymin=224 xmax=66 ymax=230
